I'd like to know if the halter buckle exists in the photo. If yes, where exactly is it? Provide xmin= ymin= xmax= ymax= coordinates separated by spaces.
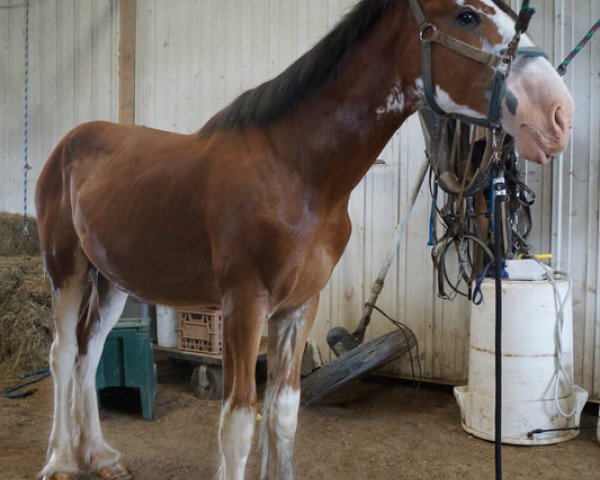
xmin=419 ymin=23 xmax=436 ymax=42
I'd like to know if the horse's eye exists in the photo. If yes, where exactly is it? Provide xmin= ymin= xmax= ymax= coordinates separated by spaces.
xmin=456 ymin=10 xmax=480 ymax=27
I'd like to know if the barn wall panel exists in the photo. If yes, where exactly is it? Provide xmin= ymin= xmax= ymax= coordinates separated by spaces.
xmin=547 ymin=0 xmax=600 ymax=399
xmin=0 ymin=0 xmax=119 ymax=215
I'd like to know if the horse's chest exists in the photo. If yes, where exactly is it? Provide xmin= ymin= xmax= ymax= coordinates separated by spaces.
xmin=270 ymin=212 xmax=351 ymax=307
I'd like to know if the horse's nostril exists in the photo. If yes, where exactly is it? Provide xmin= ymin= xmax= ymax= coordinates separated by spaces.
xmin=554 ymin=106 xmax=569 ymax=134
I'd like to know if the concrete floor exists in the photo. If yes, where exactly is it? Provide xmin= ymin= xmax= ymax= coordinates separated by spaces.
xmin=1 ymin=361 xmax=599 ymax=480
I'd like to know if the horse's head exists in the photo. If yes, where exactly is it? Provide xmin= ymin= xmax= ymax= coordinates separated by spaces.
xmin=411 ymin=0 xmax=574 ymax=164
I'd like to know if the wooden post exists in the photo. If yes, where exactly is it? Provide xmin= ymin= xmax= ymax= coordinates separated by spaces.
xmin=118 ymin=0 xmax=136 ymax=125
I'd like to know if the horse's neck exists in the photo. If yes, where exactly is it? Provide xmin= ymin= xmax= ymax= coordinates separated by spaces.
xmin=271 ymin=4 xmax=420 ymax=205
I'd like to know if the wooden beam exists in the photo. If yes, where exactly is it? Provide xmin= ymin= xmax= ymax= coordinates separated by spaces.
xmin=118 ymin=0 xmax=136 ymax=124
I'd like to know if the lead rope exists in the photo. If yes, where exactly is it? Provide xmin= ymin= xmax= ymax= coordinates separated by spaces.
xmin=557 ymin=17 xmax=600 ymax=77
xmin=22 ymin=0 xmax=30 ymax=236
xmin=492 ymin=165 xmax=506 ymax=480
xmin=493 ymin=3 xmax=536 ymax=479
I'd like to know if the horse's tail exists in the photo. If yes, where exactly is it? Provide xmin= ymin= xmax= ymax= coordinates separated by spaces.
xmin=35 ymin=136 xmax=73 ymax=253
xmin=35 ymin=137 xmax=66 ymax=229
xmin=35 ymin=134 xmax=85 ymax=291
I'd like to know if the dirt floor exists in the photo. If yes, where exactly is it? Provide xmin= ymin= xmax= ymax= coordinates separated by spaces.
xmin=1 ymin=361 xmax=599 ymax=480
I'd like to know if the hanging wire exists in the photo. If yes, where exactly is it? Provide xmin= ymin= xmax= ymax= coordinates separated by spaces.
xmin=22 ymin=0 xmax=30 ymax=236
xmin=365 ymin=303 xmax=423 ymax=392
xmin=528 ymin=258 xmax=577 ymax=418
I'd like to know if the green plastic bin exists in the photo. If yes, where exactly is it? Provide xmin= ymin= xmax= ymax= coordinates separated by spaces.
xmin=96 ymin=317 xmax=157 ymax=420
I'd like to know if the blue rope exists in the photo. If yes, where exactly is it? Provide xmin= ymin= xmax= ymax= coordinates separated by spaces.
xmin=2 ymin=368 xmax=50 ymax=399
xmin=22 ymin=0 xmax=30 ymax=236
xmin=472 ymin=261 xmax=493 ymax=305
xmin=472 ymin=259 xmax=508 ymax=306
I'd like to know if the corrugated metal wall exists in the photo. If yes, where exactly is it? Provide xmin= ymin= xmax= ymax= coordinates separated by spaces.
xmin=545 ymin=0 xmax=600 ymax=398
xmin=2 ymin=0 xmax=599 ymax=398
xmin=0 ymin=0 xmax=119 ymax=214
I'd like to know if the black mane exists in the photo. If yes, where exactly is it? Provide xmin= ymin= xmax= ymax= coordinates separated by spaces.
xmin=202 ymin=0 xmax=399 ymax=131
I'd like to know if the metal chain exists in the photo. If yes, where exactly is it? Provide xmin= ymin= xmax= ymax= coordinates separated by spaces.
xmin=22 ymin=0 xmax=30 ymax=236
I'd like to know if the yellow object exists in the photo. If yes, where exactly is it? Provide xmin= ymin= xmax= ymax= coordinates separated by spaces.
xmin=517 ymin=253 xmax=552 ymax=260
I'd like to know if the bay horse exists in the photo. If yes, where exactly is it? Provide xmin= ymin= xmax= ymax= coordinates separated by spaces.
xmin=35 ymin=0 xmax=573 ymax=479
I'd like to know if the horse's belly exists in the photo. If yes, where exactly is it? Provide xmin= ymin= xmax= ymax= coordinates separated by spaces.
xmin=77 ymin=217 xmax=220 ymax=307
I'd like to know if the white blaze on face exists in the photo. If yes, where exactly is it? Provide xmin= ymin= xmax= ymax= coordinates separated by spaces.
xmin=435 ymin=86 xmax=487 ymax=119
xmin=413 ymin=78 xmax=487 ymax=120
xmin=453 ymin=0 xmax=534 ymax=52
xmin=423 ymin=1 xmax=538 ymax=119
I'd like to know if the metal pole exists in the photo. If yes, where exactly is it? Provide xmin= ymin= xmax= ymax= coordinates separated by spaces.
xmin=354 ymin=155 xmax=430 ymax=341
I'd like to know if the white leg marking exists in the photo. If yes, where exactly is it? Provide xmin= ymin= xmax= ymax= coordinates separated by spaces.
xmin=266 ymin=387 xmax=301 ymax=480
xmin=418 ymin=2 xmax=539 ymax=120
xmin=75 ymin=288 xmax=128 ymax=471
xmin=219 ymin=400 xmax=256 ymax=480
xmin=42 ymin=263 xmax=87 ymax=477
xmin=261 ymin=307 xmax=307 ymax=480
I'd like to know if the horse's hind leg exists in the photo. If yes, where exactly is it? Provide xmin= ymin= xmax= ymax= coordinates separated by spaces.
xmin=42 ymin=252 xmax=129 ymax=480
xmin=42 ymin=253 xmax=88 ymax=480
xmin=260 ymin=296 xmax=319 ymax=480
xmin=72 ymin=272 xmax=129 ymax=478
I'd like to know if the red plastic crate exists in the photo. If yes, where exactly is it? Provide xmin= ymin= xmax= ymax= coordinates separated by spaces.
xmin=177 ymin=307 xmax=223 ymax=354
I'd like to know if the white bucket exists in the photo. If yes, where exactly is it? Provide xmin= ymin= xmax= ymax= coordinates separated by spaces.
xmin=454 ymin=279 xmax=588 ymax=445
xmin=156 ymin=305 xmax=178 ymax=347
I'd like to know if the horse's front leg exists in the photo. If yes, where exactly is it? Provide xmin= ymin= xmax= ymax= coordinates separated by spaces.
xmin=218 ymin=287 xmax=269 ymax=480
xmin=260 ymin=296 xmax=319 ymax=480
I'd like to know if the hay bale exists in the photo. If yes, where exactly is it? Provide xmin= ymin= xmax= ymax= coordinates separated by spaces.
xmin=0 ymin=255 xmax=53 ymax=377
xmin=0 ymin=212 xmax=40 ymax=257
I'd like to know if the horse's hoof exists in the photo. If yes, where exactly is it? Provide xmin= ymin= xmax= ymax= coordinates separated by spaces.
xmin=95 ymin=461 xmax=131 ymax=479
xmin=41 ymin=474 xmax=79 ymax=480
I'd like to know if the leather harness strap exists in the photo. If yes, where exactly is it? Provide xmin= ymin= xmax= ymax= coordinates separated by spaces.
xmin=425 ymin=26 xmax=502 ymax=67
xmin=408 ymin=0 xmax=547 ymax=127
